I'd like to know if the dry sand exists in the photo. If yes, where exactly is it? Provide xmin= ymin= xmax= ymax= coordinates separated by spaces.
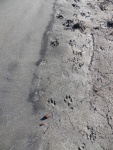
xmin=0 ymin=0 xmax=113 ymax=150
xmin=29 ymin=0 xmax=113 ymax=149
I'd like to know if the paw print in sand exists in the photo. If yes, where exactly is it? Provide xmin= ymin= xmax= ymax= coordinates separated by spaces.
xmin=56 ymin=14 xmax=64 ymax=19
xmin=47 ymin=98 xmax=56 ymax=106
xmin=67 ymin=56 xmax=84 ymax=72
xmin=63 ymin=19 xmax=86 ymax=32
xmin=72 ymin=4 xmax=80 ymax=9
xmin=50 ymin=38 xmax=59 ymax=47
xmin=69 ymin=39 xmax=76 ymax=47
xmin=78 ymin=143 xmax=87 ymax=150
xmin=64 ymin=95 xmax=74 ymax=110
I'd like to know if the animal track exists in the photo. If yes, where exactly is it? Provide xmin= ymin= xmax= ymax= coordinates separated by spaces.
xmin=72 ymin=22 xmax=86 ymax=32
xmin=87 ymin=3 xmax=95 ymax=9
xmin=72 ymin=61 xmax=84 ymax=71
xmin=50 ymin=38 xmax=59 ymax=47
xmin=63 ymin=20 xmax=85 ymax=32
xmin=72 ymin=4 xmax=80 ymax=9
xmin=78 ymin=143 xmax=87 ymax=150
xmin=68 ymin=38 xmax=84 ymax=72
xmin=56 ymin=14 xmax=64 ymax=19
xmin=63 ymin=19 xmax=74 ymax=29
xmin=48 ymin=98 xmax=56 ymax=106
xmin=99 ymin=3 xmax=106 ymax=11
xmin=64 ymin=95 xmax=74 ymax=109
xmin=67 ymin=56 xmax=84 ymax=72
xmin=69 ymin=39 xmax=76 ymax=46
xmin=86 ymin=126 xmax=96 ymax=143
xmin=107 ymin=21 xmax=113 ymax=28
xmin=81 ymin=12 xmax=85 ymax=16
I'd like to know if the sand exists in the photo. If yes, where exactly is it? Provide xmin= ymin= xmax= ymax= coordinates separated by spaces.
xmin=0 ymin=0 xmax=113 ymax=149
xmin=29 ymin=0 xmax=113 ymax=149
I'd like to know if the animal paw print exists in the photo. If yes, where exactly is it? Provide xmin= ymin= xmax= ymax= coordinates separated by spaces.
xmin=64 ymin=95 xmax=74 ymax=110
xmin=72 ymin=22 xmax=86 ymax=32
xmin=78 ymin=143 xmax=87 ymax=150
xmin=47 ymin=98 xmax=56 ymax=106
xmin=63 ymin=19 xmax=74 ymax=30
xmin=50 ymin=38 xmax=59 ymax=47
xmin=99 ymin=3 xmax=106 ymax=11
xmin=69 ymin=39 xmax=76 ymax=46
xmin=67 ymin=57 xmax=84 ymax=72
xmin=72 ymin=4 xmax=80 ymax=9
xmin=86 ymin=126 xmax=96 ymax=142
xmin=56 ymin=14 xmax=64 ymax=19
xmin=72 ymin=61 xmax=84 ymax=71
xmin=107 ymin=21 xmax=113 ymax=28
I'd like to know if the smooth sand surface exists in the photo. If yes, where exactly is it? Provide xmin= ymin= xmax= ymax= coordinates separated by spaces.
xmin=0 ymin=0 xmax=53 ymax=149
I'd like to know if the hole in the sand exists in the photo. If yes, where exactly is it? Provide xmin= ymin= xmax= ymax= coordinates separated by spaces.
xmin=107 ymin=21 xmax=113 ymax=28
xmin=66 ymin=95 xmax=68 ymax=99
xmin=99 ymin=3 xmax=106 ymax=11
xmin=72 ymin=4 xmax=80 ymax=9
xmin=81 ymin=12 xmax=85 ymax=16
xmin=64 ymin=99 xmax=66 ymax=102
xmin=72 ymin=23 xmax=85 ymax=32
xmin=78 ymin=147 xmax=81 ymax=150
xmin=72 ymin=4 xmax=76 ymax=7
xmin=63 ymin=20 xmax=85 ymax=32
xmin=71 ymin=107 xmax=74 ymax=110
xmin=51 ymin=99 xmax=53 ymax=103
xmin=70 ymin=99 xmax=72 ymax=102
xmin=53 ymin=101 xmax=56 ymax=105
xmin=72 ymin=23 xmax=81 ymax=29
xmin=79 ymin=62 xmax=84 ymax=68
xmin=56 ymin=14 xmax=64 ymax=19
xmin=93 ymin=27 xmax=99 ymax=30
xmin=68 ymin=103 xmax=71 ymax=106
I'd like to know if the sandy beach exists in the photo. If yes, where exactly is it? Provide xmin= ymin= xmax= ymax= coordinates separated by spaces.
xmin=0 ymin=0 xmax=113 ymax=149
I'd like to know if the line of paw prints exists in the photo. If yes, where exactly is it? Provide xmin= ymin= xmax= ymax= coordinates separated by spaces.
xmin=87 ymin=126 xmax=96 ymax=143
xmin=68 ymin=39 xmax=84 ymax=72
xmin=79 ymin=125 xmax=96 ymax=143
xmin=64 ymin=95 xmax=74 ymax=110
